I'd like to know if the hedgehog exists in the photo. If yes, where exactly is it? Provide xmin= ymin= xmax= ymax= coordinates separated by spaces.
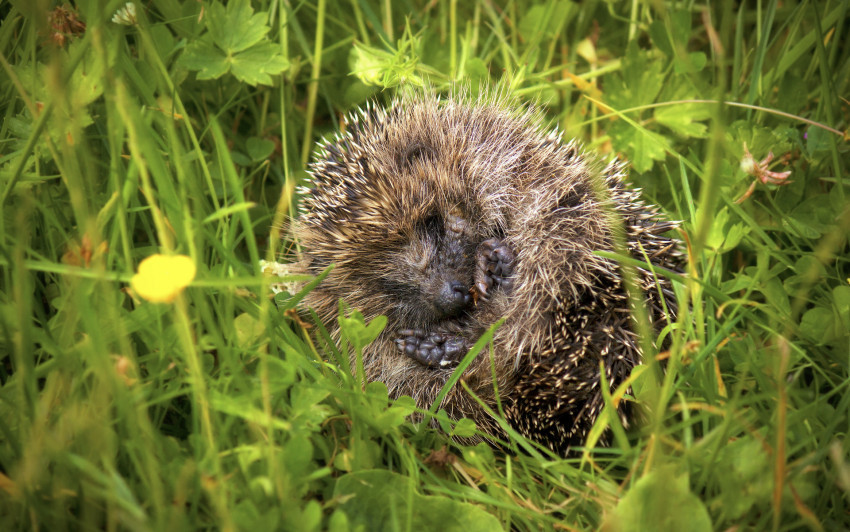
xmin=293 ymin=91 xmax=681 ymax=455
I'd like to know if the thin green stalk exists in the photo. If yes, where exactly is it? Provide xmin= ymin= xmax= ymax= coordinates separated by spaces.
xmin=134 ymin=23 xmax=221 ymax=211
xmin=350 ymin=0 xmax=370 ymax=44
xmin=300 ymin=0 xmax=327 ymax=166
xmin=113 ymin=81 xmax=173 ymax=251
xmin=383 ymin=0 xmax=393 ymax=41
xmin=450 ymin=0 xmax=457 ymax=79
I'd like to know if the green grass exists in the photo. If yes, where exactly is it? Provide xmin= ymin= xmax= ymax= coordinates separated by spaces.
xmin=1 ymin=0 xmax=848 ymax=530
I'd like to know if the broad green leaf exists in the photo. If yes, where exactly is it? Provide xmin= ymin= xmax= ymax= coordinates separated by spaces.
xmin=179 ymin=1 xmax=288 ymax=85
xmin=233 ymin=500 xmax=280 ymax=531
xmin=799 ymin=307 xmax=833 ymax=344
xmin=716 ymin=438 xmax=772 ymax=519
xmin=607 ymin=45 xmax=665 ymax=110
xmin=462 ymin=57 xmax=489 ymax=82
xmin=675 ymin=51 xmax=707 ymax=74
xmin=15 ymin=40 xmax=105 ymax=143
xmin=451 ymin=418 xmax=477 ymax=438
xmin=234 ymin=312 xmax=266 ymax=347
xmin=281 ymin=435 xmax=315 ymax=484
xmin=728 ymin=122 xmax=793 ymax=162
xmin=702 ymin=202 xmax=731 ymax=250
xmin=834 ymin=285 xmax=850 ymax=326
xmin=656 ymin=104 xmax=709 ymax=138
xmin=180 ymin=40 xmax=231 ymax=80
xmin=327 ymin=510 xmax=349 ymax=532
xmin=648 ymin=20 xmax=674 ymax=56
xmin=783 ymin=255 xmax=824 ymax=294
xmin=368 ymin=395 xmax=416 ymax=433
xmin=760 ymin=277 xmax=790 ymax=317
xmin=604 ymin=467 xmax=712 ymax=532
xmin=289 ymin=387 xmax=332 ymax=432
xmin=334 ymin=470 xmax=502 ymax=531
xmin=609 ymin=121 xmax=669 ymax=173
xmin=229 ymin=42 xmax=290 ymax=86
xmin=805 ymin=125 xmax=832 ymax=155
xmin=782 ymin=197 xmax=835 ymax=239
xmin=207 ymin=0 xmax=270 ymax=54
xmin=339 ymin=309 xmax=387 ymax=352
xmin=518 ymin=3 xmax=575 ymax=41
xmin=246 ymin=137 xmax=275 ymax=161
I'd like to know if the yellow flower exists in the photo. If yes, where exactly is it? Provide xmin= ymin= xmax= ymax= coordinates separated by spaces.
xmin=131 ymin=254 xmax=196 ymax=303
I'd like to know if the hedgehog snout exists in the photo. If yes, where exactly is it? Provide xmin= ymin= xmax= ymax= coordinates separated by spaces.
xmin=432 ymin=279 xmax=472 ymax=317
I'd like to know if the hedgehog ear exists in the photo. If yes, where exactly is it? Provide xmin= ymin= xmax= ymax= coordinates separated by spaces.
xmin=358 ymin=156 xmax=370 ymax=174
xmin=400 ymin=142 xmax=435 ymax=169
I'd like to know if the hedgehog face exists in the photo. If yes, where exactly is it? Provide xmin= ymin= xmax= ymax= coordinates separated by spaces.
xmin=381 ymin=206 xmax=479 ymax=325
xmin=301 ymin=166 xmax=484 ymax=330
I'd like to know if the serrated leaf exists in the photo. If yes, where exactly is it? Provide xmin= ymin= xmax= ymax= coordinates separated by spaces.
xmin=609 ymin=121 xmax=669 ymax=173
xmin=656 ymin=105 xmax=708 ymax=138
xmin=608 ymin=45 xmax=665 ymax=110
xmin=15 ymin=41 xmax=104 ymax=143
xmin=701 ymin=206 xmax=749 ymax=252
xmin=348 ymin=32 xmax=424 ymax=89
xmin=728 ymin=122 xmax=793 ymax=162
xmin=179 ymin=1 xmax=288 ymax=85
xmin=207 ymin=0 xmax=270 ymax=54
xmin=180 ymin=40 xmax=231 ymax=80
xmin=650 ymin=12 xmax=706 ymax=73
xmin=229 ymin=42 xmax=289 ymax=86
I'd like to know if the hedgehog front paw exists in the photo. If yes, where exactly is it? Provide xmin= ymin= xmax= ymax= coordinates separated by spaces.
xmin=395 ymin=329 xmax=467 ymax=368
xmin=474 ymin=238 xmax=515 ymax=299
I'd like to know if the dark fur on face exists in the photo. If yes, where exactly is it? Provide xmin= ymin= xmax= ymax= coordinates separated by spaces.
xmin=295 ymin=92 xmax=681 ymax=455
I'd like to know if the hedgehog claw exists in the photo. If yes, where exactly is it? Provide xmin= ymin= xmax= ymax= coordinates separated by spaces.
xmin=475 ymin=238 xmax=515 ymax=299
xmin=395 ymin=329 xmax=466 ymax=368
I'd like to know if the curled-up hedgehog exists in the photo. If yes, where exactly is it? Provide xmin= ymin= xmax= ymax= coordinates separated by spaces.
xmin=294 ymin=92 xmax=681 ymax=455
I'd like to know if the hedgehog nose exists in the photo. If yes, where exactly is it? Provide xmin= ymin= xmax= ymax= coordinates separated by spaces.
xmin=434 ymin=280 xmax=471 ymax=317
